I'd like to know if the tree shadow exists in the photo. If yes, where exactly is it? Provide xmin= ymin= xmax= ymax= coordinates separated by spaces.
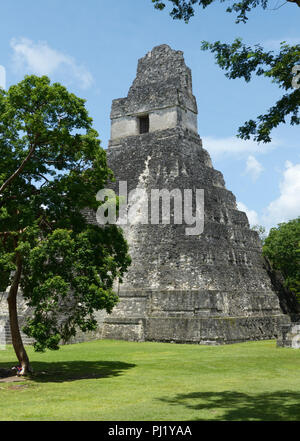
xmin=159 ymin=390 xmax=300 ymax=421
xmin=0 ymin=360 xmax=136 ymax=383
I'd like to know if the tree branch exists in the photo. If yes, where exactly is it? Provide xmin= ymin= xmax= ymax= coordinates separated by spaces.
xmin=0 ymin=142 xmax=37 ymax=195
xmin=287 ymin=0 xmax=300 ymax=6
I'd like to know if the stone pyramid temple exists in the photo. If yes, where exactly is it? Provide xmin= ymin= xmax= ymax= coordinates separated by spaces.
xmin=98 ymin=44 xmax=292 ymax=344
xmin=0 ymin=44 xmax=296 ymax=347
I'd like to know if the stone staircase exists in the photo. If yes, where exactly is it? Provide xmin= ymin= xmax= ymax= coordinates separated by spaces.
xmin=0 ymin=289 xmax=34 ymax=346
xmin=0 ymin=314 xmax=34 ymax=346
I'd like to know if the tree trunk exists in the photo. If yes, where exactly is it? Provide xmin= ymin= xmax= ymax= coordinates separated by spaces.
xmin=7 ymin=253 xmax=31 ymax=376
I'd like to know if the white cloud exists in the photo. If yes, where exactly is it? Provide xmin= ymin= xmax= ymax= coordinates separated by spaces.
xmin=262 ymin=161 xmax=300 ymax=228
xmin=10 ymin=37 xmax=93 ymax=89
xmin=237 ymin=201 xmax=259 ymax=226
xmin=204 ymin=137 xmax=299 ymax=232
xmin=245 ymin=155 xmax=264 ymax=181
xmin=0 ymin=65 xmax=5 ymax=89
xmin=202 ymin=135 xmax=279 ymax=160
xmin=237 ymin=161 xmax=300 ymax=232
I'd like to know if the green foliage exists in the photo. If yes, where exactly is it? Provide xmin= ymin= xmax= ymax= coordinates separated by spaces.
xmin=152 ymin=0 xmax=300 ymax=143
xmin=0 ymin=75 xmax=131 ymax=352
xmin=263 ymin=218 xmax=300 ymax=300
xmin=152 ymin=0 xmax=270 ymax=23
xmin=201 ymin=39 xmax=300 ymax=142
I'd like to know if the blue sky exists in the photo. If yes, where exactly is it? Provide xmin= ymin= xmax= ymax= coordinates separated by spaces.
xmin=0 ymin=0 xmax=299 ymax=230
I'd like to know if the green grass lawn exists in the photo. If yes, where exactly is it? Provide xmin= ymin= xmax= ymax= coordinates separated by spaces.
xmin=1 ymin=339 xmax=300 ymax=421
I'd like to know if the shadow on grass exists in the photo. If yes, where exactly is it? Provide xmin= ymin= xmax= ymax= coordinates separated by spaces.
xmin=0 ymin=360 xmax=136 ymax=383
xmin=159 ymin=391 xmax=300 ymax=421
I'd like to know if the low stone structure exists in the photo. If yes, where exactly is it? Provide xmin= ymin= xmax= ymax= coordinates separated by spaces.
xmin=277 ymin=322 xmax=300 ymax=348
xmin=0 ymin=288 xmax=108 ymax=346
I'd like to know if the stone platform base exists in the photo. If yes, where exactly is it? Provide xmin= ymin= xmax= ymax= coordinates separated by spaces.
xmin=100 ymin=288 xmax=291 ymax=344
xmin=102 ymin=314 xmax=290 ymax=345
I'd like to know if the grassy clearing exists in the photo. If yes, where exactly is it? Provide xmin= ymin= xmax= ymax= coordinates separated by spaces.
xmin=1 ymin=339 xmax=300 ymax=421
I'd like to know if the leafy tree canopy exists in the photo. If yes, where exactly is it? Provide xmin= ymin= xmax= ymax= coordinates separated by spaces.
xmin=151 ymin=0 xmax=300 ymax=143
xmin=0 ymin=76 xmax=130 ymax=371
xmin=263 ymin=218 xmax=300 ymax=300
xmin=152 ymin=0 xmax=299 ymax=23
xmin=201 ymin=39 xmax=300 ymax=142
